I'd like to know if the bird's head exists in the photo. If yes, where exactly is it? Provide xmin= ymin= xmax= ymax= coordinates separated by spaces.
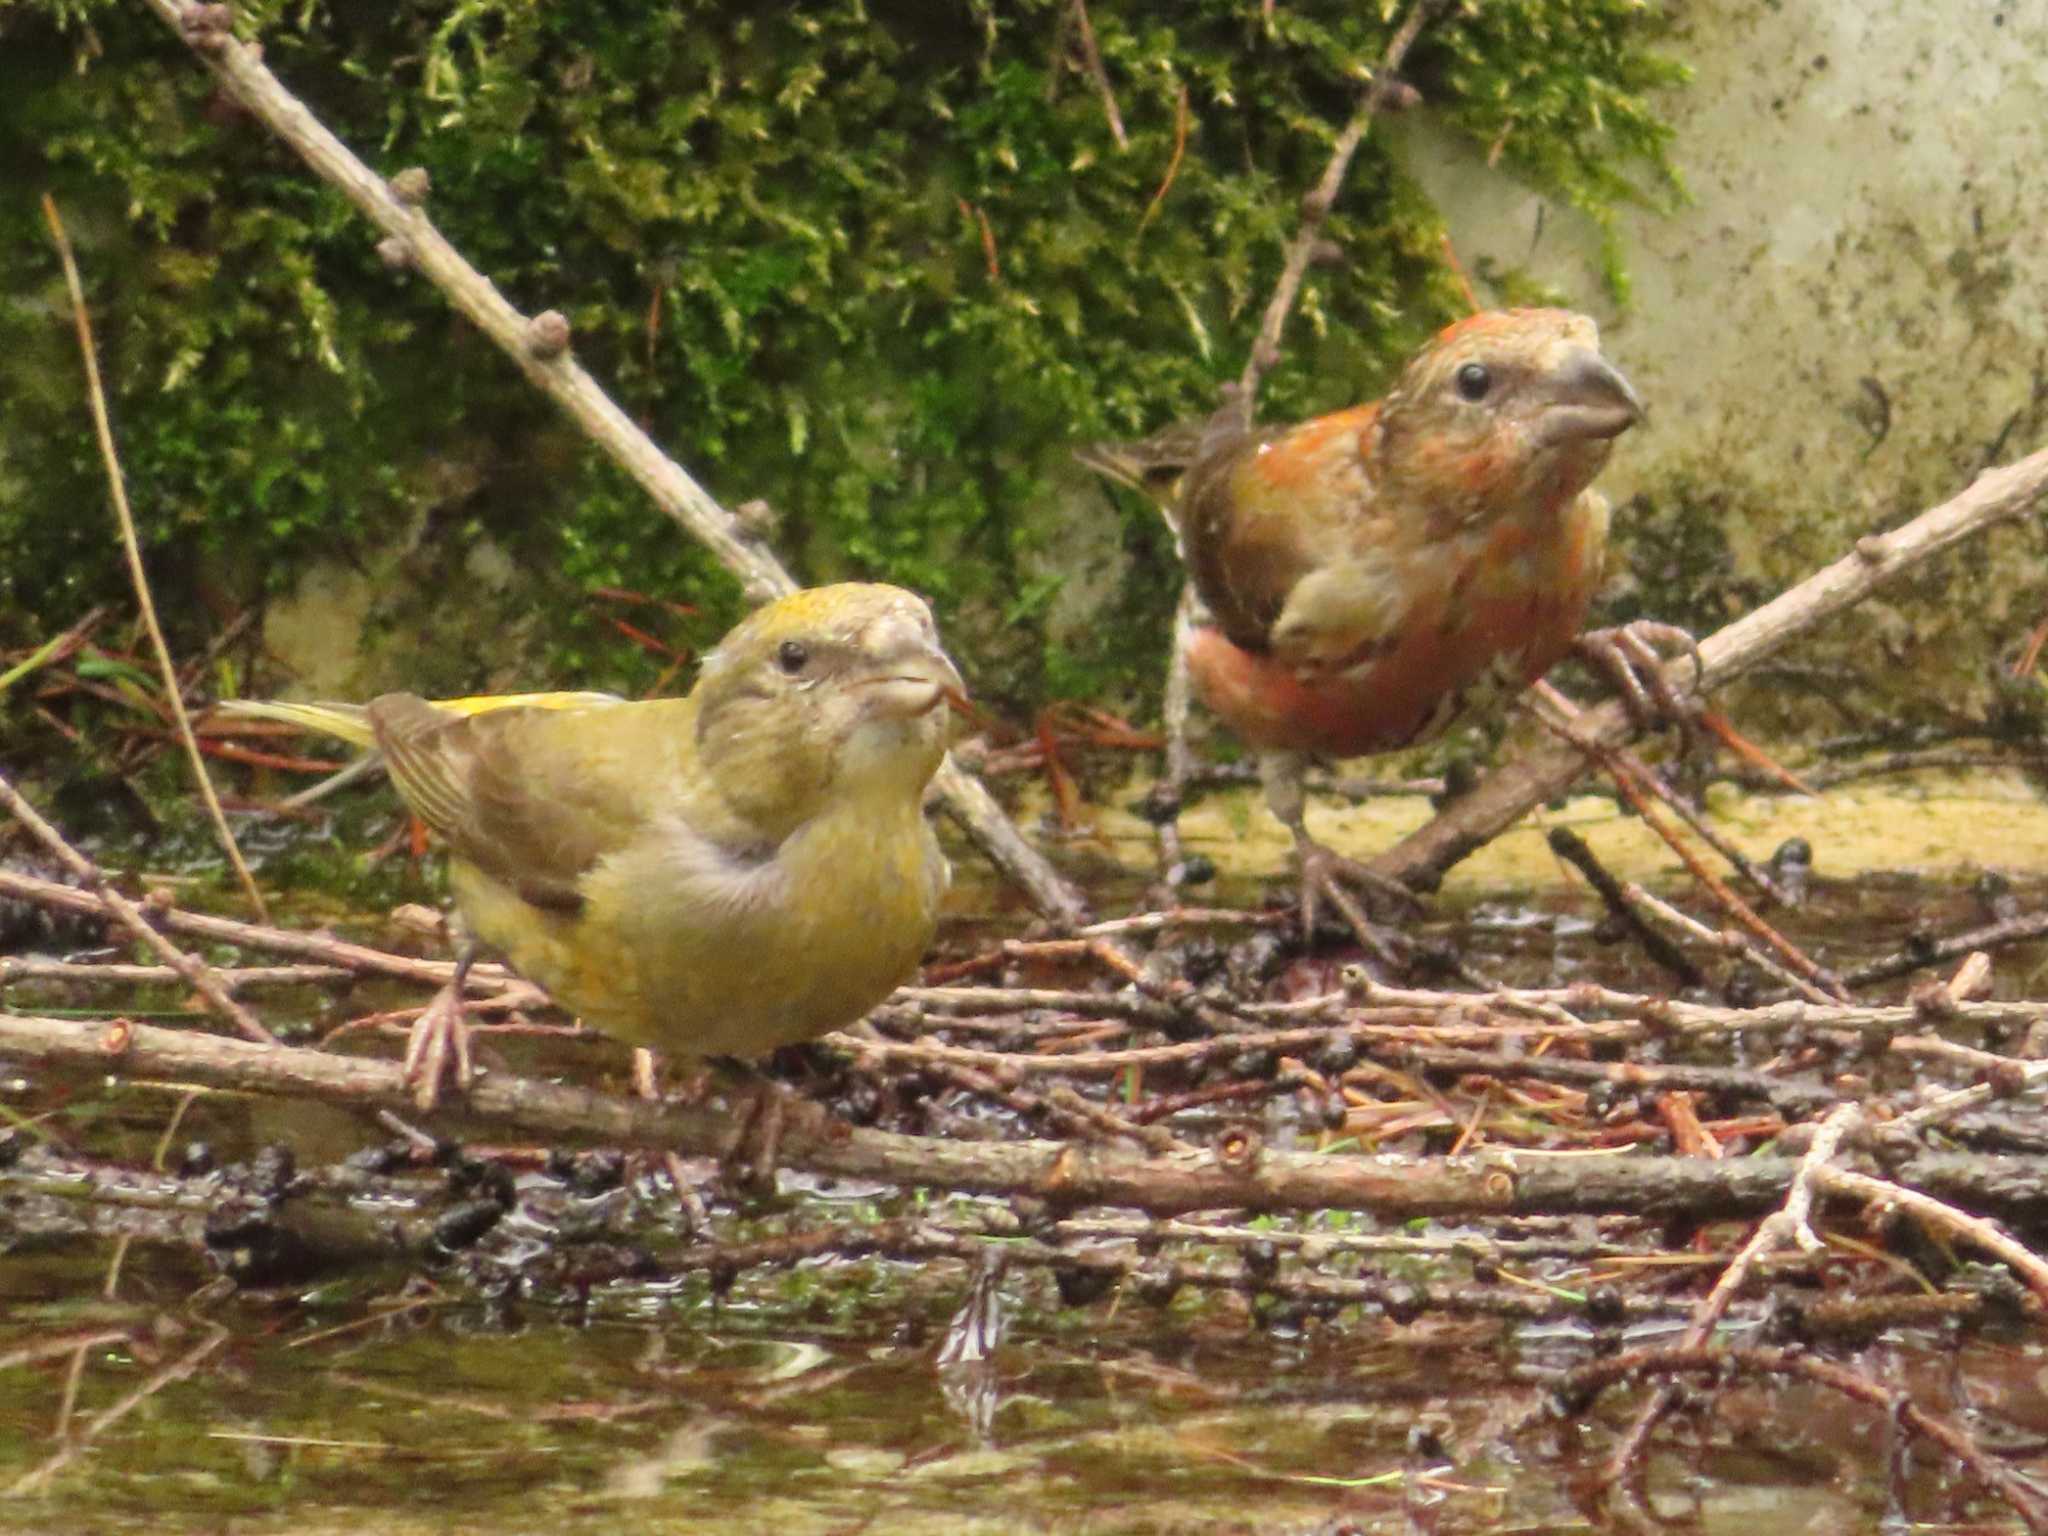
xmin=1374 ymin=308 xmax=1644 ymax=526
xmin=691 ymin=583 xmax=963 ymax=836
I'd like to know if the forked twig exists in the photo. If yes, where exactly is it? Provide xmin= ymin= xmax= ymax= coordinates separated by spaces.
xmin=1600 ymin=1102 xmax=1864 ymax=1494
xmin=10 ymin=1323 xmax=229 ymax=1496
xmin=0 ymin=774 xmax=274 ymax=1044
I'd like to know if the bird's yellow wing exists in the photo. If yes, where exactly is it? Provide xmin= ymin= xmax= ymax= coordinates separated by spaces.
xmin=368 ymin=693 xmax=691 ymax=914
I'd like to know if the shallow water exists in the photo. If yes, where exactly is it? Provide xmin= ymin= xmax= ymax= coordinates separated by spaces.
xmin=5 ymin=1224 xmax=2045 ymax=1533
xmin=1009 ymin=763 xmax=2048 ymax=896
xmin=6 ymin=767 xmax=2048 ymax=1533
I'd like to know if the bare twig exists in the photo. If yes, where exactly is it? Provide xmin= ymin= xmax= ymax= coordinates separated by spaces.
xmin=1845 ymin=906 xmax=2048 ymax=988
xmin=0 ymin=956 xmax=351 ymax=991
xmin=1530 ymin=682 xmax=1790 ymax=906
xmin=0 ymin=775 xmax=273 ymax=1044
xmin=1621 ymin=882 xmax=1838 ymax=1007
xmin=1812 ymin=1163 xmax=2048 ymax=1302
xmin=1531 ymin=683 xmax=1843 ymax=998
xmin=10 ymin=1323 xmax=229 ymax=1496
xmin=1232 ymin=0 xmax=1441 ymax=421
xmin=1068 ymin=0 xmax=1126 ymax=148
xmin=1146 ymin=585 xmax=1201 ymax=880
xmin=1569 ymin=1345 xmax=2048 ymax=1532
xmin=136 ymin=0 xmax=1084 ymax=928
xmin=39 ymin=195 xmax=267 ymax=923
xmin=1604 ymin=1102 xmax=1880 ymax=1498
xmin=1545 ymin=826 xmax=1705 ymax=989
xmin=0 ymin=866 xmax=513 ymax=993
xmin=1136 ymin=83 xmax=1189 ymax=238
xmin=1374 ymin=441 xmax=2048 ymax=891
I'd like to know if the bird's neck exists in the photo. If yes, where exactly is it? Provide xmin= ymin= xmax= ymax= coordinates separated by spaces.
xmin=779 ymin=773 xmax=932 ymax=876
xmin=1378 ymin=416 xmax=1613 ymax=539
xmin=768 ymin=776 xmax=941 ymax=960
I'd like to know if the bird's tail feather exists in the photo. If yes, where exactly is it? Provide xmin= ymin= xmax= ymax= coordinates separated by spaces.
xmin=218 ymin=690 xmax=624 ymax=748
xmin=217 ymin=697 xmax=375 ymax=747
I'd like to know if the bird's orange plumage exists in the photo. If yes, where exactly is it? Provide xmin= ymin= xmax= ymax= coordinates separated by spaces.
xmin=1080 ymin=308 xmax=1643 ymax=923
xmin=1160 ymin=308 xmax=1640 ymax=758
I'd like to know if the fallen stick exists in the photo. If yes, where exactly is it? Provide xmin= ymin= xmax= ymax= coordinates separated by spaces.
xmin=8 ymin=1009 xmax=2048 ymax=1234
xmin=0 ymin=773 xmax=272 ymax=1044
xmin=1374 ymin=442 xmax=2048 ymax=890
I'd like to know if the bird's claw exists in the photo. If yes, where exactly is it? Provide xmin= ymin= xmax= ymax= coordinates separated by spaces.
xmin=1294 ymin=838 xmax=1418 ymax=965
xmin=400 ymin=982 xmax=473 ymax=1113
xmin=714 ymin=1072 xmax=833 ymax=1200
xmin=1576 ymin=620 xmax=1703 ymax=734
xmin=723 ymin=1082 xmax=786 ymax=1198
xmin=631 ymin=1049 xmax=713 ymax=1234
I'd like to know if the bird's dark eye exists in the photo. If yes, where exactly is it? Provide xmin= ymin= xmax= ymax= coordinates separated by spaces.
xmin=776 ymin=640 xmax=809 ymax=675
xmin=1455 ymin=362 xmax=1492 ymax=401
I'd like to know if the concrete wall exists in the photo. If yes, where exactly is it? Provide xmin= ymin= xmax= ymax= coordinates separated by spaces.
xmin=1391 ymin=0 xmax=2048 ymax=720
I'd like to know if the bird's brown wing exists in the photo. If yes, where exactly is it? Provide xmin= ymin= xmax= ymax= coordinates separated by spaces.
xmin=1177 ymin=407 xmax=1378 ymax=655
xmin=369 ymin=693 xmax=670 ymax=914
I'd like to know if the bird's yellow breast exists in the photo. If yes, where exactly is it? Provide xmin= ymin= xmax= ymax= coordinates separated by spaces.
xmin=450 ymin=789 xmax=946 ymax=1058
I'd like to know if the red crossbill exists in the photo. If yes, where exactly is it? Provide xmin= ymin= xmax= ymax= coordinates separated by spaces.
xmin=1082 ymin=309 xmax=1644 ymax=928
xmin=227 ymin=583 xmax=961 ymax=1105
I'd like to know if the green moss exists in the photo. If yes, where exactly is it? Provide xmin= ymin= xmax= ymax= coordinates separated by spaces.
xmin=2 ymin=0 xmax=1685 ymax=716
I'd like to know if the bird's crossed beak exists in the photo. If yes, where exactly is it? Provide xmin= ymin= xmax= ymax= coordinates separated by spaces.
xmin=1538 ymin=349 xmax=1646 ymax=448
xmin=856 ymin=610 xmax=967 ymax=721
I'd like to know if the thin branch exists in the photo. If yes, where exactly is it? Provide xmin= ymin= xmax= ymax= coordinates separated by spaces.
xmin=1602 ymin=1101 xmax=1865 ymax=1486
xmin=0 ymin=866 xmax=512 ymax=993
xmin=0 ymin=956 xmax=351 ymax=990
xmin=1374 ymin=441 xmax=2048 ymax=891
xmin=10 ymin=1324 xmax=228 ymax=1496
xmin=137 ymin=0 xmax=1085 ymax=929
xmin=0 ymin=774 xmax=273 ymax=1044
xmin=1844 ymin=906 xmax=2048 ymax=989
xmin=1568 ymin=1345 xmax=2048 ymax=1532
xmin=1531 ymin=681 xmax=1791 ymax=908
xmin=1068 ymin=0 xmax=1126 ymax=149
xmin=39 ymin=195 xmax=267 ymax=923
xmin=1232 ymin=0 xmax=1442 ymax=422
xmin=1135 ymin=83 xmax=1189 ymax=238
xmin=1621 ymin=882 xmax=1838 ymax=1006
xmin=1817 ymin=1163 xmax=2048 ymax=1300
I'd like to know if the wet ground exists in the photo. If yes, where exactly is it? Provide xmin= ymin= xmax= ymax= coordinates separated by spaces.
xmin=6 ymin=1260 xmax=2044 ymax=1535
xmin=7 ymin=766 xmax=2048 ymax=1533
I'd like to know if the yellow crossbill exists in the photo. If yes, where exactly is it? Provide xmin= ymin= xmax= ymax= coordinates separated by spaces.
xmin=227 ymin=583 xmax=960 ymax=1104
xmin=1082 ymin=309 xmax=1644 ymax=928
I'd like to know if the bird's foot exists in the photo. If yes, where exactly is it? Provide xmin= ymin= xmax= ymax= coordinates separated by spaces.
xmin=630 ymin=1048 xmax=713 ymax=1234
xmin=400 ymin=981 xmax=473 ymax=1113
xmin=705 ymin=1062 xmax=837 ymax=1200
xmin=400 ymin=942 xmax=482 ymax=1112
xmin=721 ymin=1079 xmax=788 ymax=1199
xmin=1576 ymin=621 xmax=1704 ymax=734
xmin=1294 ymin=837 xmax=1421 ymax=965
